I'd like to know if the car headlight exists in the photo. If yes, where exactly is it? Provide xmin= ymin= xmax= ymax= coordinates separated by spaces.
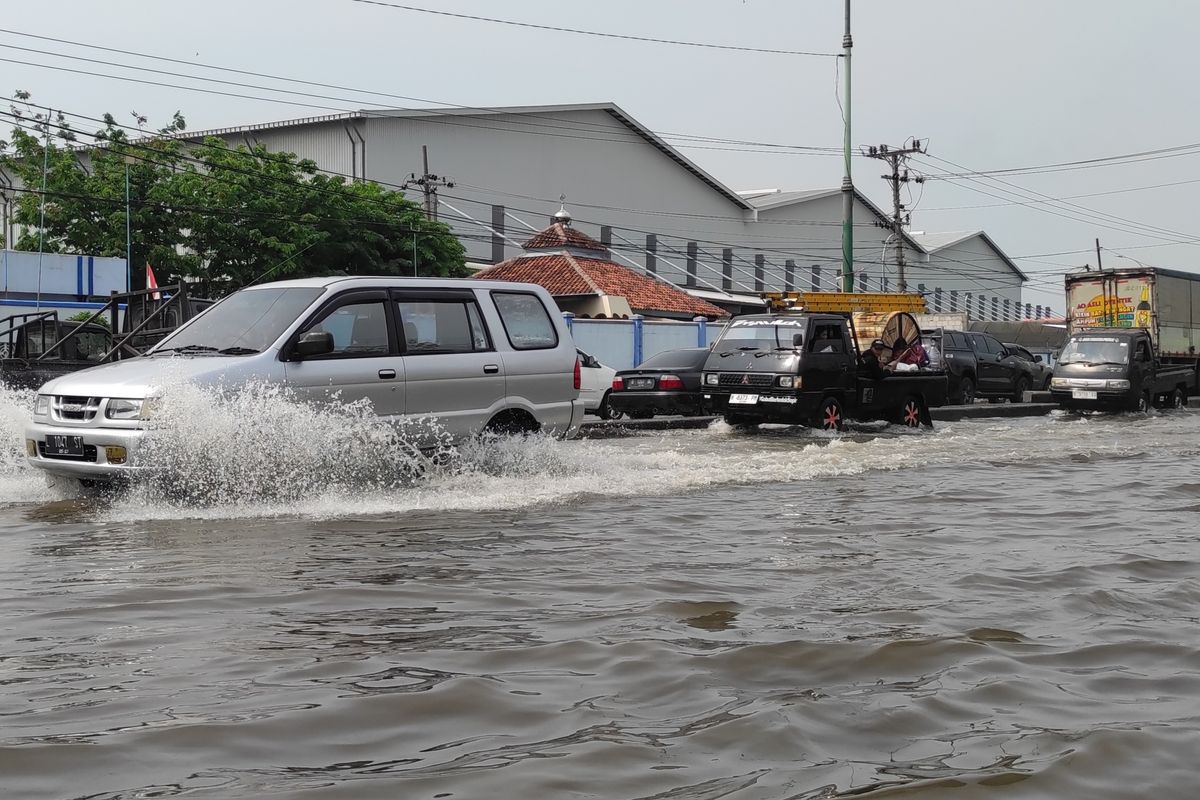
xmin=704 ymin=373 xmax=720 ymax=386
xmin=1106 ymin=379 xmax=1130 ymax=390
xmin=105 ymin=398 xmax=145 ymax=420
xmin=777 ymin=375 xmax=795 ymax=388
xmin=1050 ymin=377 xmax=1069 ymax=389
xmin=33 ymin=394 xmax=50 ymax=417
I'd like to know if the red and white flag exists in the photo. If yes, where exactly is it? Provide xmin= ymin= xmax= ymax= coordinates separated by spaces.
xmin=146 ymin=263 xmax=161 ymax=300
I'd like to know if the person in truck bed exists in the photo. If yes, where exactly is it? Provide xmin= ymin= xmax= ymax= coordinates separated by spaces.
xmin=891 ymin=336 xmax=930 ymax=370
xmin=858 ymin=339 xmax=892 ymax=380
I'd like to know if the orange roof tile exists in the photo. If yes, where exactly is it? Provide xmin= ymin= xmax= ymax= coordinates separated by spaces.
xmin=520 ymin=223 xmax=607 ymax=252
xmin=476 ymin=252 xmax=727 ymax=319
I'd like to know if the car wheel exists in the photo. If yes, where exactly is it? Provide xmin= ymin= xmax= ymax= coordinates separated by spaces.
xmin=1012 ymin=376 xmax=1030 ymax=403
xmin=958 ymin=377 xmax=976 ymax=405
xmin=1169 ymin=388 xmax=1186 ymax=409
xmin=898 ymin=396 xmax=924 ymax=428
xmin=1135 ymin=391 xmax=1151 ymax=414
xmin=598 ymin=391 xmax=624 ymax=420
xmin=815 ymin=396 xmax=844 ymax=432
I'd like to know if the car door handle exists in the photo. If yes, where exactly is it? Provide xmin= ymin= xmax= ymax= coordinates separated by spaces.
xmin=484 ymin=364 xmax=500 ymax=374
xmin=378 ymin=369 xmax=396 ymax=379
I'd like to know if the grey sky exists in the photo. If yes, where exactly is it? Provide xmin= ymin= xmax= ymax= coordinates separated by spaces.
xmin=3 ymin=0 xmax=1197 ymax=311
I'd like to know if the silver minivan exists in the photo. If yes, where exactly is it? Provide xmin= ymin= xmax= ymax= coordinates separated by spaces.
xmin=23 ymin=277 xmax=584 ymax=482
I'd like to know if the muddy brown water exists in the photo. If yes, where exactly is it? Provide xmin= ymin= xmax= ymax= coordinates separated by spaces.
xmin=1 ymin=395 xmax=1198 ymax=799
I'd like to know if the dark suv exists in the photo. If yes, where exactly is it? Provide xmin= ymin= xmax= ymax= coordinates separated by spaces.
xmin=925 ymin=330 xmax=1039 ymax=403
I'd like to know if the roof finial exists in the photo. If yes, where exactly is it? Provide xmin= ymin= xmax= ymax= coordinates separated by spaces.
xmin=552 ymin=193 xmax=572 ymax=227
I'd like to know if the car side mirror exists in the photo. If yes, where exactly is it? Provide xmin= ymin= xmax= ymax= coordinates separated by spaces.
xmin=1034 ymin=355 xmax=1043 ymax=363
xmin=792 ymin=333 xmax=804 ymax=347
xmin=294 ymin=330 xmax=334 ymax=359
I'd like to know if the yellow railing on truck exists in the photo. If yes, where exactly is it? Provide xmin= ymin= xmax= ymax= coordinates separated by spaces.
xmin=762 ymin=291 xmax=928 ymax=314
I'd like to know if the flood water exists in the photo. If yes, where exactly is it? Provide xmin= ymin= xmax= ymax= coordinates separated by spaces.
xmin=1 ymin=384 xmax=1198 ymax=799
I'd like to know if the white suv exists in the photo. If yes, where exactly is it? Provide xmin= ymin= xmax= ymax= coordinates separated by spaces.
xmin=24 ymin=277 xmax=584 ymax=483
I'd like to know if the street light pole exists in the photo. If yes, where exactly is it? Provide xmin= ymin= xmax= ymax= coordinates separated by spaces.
xmin=840 ymin=0 xmax=854 ymax=293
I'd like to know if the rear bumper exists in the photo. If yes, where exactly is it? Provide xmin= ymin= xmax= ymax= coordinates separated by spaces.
xmin=608 ymin=391 xmax=703 ymax=416
xmin=23 ymin=421 xmax=145 ymax=480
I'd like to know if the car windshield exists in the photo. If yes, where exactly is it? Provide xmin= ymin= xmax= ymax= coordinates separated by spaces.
xmin=717 ymin=320 xmax=805 ymax=351
xmin=1059 ymin=337 xmax=1129 ymax=365
xmin=152 ymin=287 xmax=323 ymax=354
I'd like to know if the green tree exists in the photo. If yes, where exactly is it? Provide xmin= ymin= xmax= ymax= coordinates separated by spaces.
xmin=0 ymin=92 xmax=467 ymax=294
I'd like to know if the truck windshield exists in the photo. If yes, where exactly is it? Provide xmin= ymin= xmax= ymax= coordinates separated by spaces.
xmin=152 ymin=287 xmax=324 ymax=355
xmin=1059 ymin=337 xmax=1129 ymax=365
xmin=717 ymin=321 xmax=805 ymax=351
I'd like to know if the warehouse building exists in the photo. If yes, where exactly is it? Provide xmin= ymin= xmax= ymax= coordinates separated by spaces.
xmin=1 ymin=102 xmax=1047 ymax=319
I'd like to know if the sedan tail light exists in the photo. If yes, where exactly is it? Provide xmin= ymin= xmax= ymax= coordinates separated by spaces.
xmin=612 ymin=376 xmax=625 ymax=391
xmin=657 ymin=374 xmax=684 ymax=390
xmin=573 ymin=357 xmax=581 ymax=390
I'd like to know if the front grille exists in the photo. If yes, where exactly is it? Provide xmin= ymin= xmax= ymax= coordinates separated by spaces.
xmin=51 ymin=395 xmax=102 ymax=422
xmin=37 ymin=442 xmax=98 ymax=462
xmin=717 ymin=373 xmax=774 ymax=388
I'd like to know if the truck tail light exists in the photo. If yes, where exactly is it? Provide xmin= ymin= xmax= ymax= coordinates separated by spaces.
xmin=573 ymin=356 xmax=581 ymax=390
xmin=658 ymin=375 xmax=684 ymax=390
xmin=612 ymin=376 xmax=625 ymax=391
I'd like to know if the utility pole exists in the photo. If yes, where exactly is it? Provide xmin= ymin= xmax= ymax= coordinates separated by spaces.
xmin=864 ymin=139 xmax=927 ymax=292
xmin=1095 ymin=238 xmax=1103 ymax=272
xmin=840 ymin=0 xmax=854 ymax=292
xmin=404 ymin=145 xmax=455 ymax=221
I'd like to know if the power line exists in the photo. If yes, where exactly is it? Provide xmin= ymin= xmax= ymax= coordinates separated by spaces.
xmin=342 ymin=0 xmax=840 ymax=57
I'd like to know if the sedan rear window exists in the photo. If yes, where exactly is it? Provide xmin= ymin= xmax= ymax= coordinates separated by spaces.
xmin=638 ymin=349 xmax=710 ymax=369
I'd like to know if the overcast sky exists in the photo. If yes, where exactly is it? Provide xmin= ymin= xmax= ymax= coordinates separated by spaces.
xmin=3 ymin=0 xmax=1198 ymax=310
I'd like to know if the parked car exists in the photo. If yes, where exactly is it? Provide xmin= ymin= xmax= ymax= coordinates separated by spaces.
xmin=609 ymin=347 xmax=710 ymax=419
xmin=923 ymin=329 xmax=978 ymax=404
xmin=24 ymin=277 xmax=584 ymax=484
xmin=576 ymin=349 xmax=619 ymax=419
xmin=963 ymin=331 xmax=1038 ymax=403
xmin=1004 ymin=343 xmax=1053 ymax=390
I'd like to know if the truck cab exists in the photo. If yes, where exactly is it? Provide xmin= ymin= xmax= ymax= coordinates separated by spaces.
xmin=701 ymin=310 xmax=947 ymax=430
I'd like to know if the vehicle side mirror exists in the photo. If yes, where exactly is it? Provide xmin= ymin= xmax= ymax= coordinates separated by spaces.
xmin=1034 ymin=355 xmax=1043 ymax=363
xmin=792 ymin=333 xmax=804 ymax=347
xmin=294 ymin=330 xmax=334 ymax=358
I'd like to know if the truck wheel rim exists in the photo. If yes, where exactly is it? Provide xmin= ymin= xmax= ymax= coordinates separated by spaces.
xmin=822 ymin=402 xmax=841 ymax=430
xmin=903 ymin=400 xmax=921 ymax=427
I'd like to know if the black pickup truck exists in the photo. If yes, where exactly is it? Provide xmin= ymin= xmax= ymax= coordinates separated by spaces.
xmin=1050 ymin=328 xmax=1198 ymax=412
xmin=701 ymin=313 xmax=948 ymax=430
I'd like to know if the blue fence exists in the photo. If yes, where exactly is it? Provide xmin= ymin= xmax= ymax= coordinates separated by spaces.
xmin=564 ymin=314 xmax=723 ymax=369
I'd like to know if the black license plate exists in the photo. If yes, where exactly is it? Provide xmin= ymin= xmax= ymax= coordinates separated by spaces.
xmin=44 ymin=435 xmax=84 ymax=457
xmin=628 ymin=377 xmax=655 ymax=390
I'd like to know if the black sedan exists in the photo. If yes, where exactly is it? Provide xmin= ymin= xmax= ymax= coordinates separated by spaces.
xmin=607 ymin=347 xmax=710 ymax=419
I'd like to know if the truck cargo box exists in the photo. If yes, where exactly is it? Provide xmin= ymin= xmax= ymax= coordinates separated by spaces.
xmin=1065 ymin=268 xmax=1200 ymax=359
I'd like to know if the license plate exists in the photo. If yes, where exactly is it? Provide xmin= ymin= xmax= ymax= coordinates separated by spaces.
xmin=628 ymin=377 xmax=655 ymax=390
xmin=44 ymin=434 xmax=84 ymax=457
xmin=729 ymin=393 xmax=759 ymax=405
xmin=1071 ymin=389 xmax=1098 ymax=400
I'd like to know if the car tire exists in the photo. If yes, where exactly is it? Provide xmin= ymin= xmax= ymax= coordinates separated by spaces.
xmin=598 ymin=391 xmax=624 ymax=420
xmin=957 ymin=377 xmax=976 ymax=405
xmin=1135 ymin=391 xmax=1151 ymax=414
xmin=1169 ymin=387 xmax=1186 ymax=409
xmin=814 ymin=396 xmax=844 ymax=432
xmin=1012 ymin=376 xmax=1030 ymax=404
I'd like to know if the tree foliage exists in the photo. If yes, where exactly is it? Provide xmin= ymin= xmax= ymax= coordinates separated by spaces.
xmin=0 ymin=93 xmax=467 ymax=294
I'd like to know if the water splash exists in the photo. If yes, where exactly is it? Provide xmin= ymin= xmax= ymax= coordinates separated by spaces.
xmin=0 ymin=384 xmax=66 ymax=504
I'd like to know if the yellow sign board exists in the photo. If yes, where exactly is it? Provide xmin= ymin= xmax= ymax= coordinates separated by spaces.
xmin=762 ymin=291 xmax=928 ymax=314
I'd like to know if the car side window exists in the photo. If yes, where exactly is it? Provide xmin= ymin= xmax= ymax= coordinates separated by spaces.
xmin=307 ymin=300 xmax=391 ymax=357
xmin=1137 ymin=340 xmax=1152 ymax=362
xmin=396 ymin=299 xmax=491 ymax=355
xmin=492 ymin=292 xmax=558 ymax=350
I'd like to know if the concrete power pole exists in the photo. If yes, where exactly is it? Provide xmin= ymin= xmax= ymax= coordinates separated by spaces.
xmin=864 ymin=139 xmax=926 ymax=292
xmin=840 ymin=0 xmax=854 ymax=292
xmin=405 ymin=145 xmax=455 ymax=221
